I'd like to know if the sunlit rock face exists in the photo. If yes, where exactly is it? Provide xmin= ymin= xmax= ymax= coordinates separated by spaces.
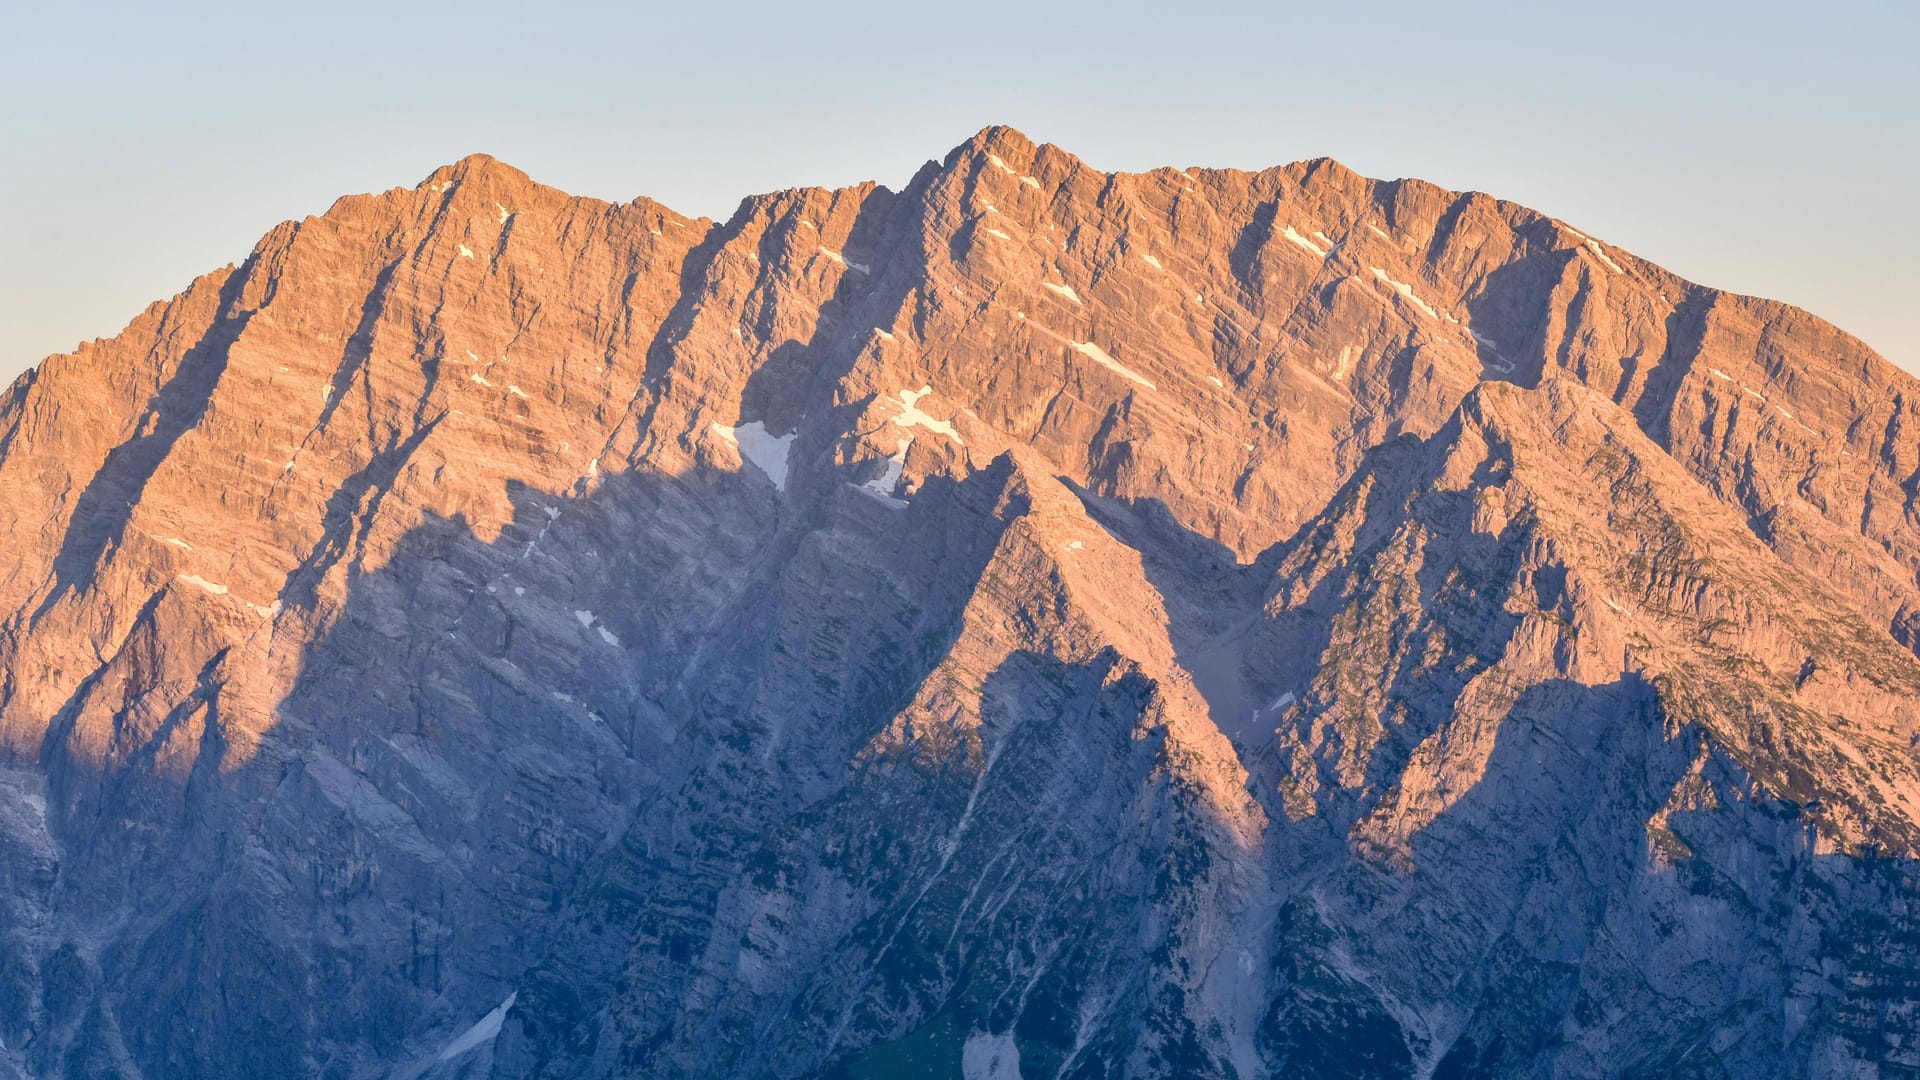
xmin=1 ymin=128 xmax=1918 ymax=1078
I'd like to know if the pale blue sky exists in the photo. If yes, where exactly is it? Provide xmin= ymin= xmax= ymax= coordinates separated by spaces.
xmin=3 ymin=1 xmax=1914 ymax=379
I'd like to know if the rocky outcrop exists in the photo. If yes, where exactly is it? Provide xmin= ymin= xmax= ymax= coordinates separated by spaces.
xmin=0 ymin=128 xmax=1915 ymax=1077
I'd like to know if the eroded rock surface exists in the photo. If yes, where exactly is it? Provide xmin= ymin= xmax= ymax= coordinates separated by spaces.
xmin=0 ymin=128 xmax=1917 ymax=1078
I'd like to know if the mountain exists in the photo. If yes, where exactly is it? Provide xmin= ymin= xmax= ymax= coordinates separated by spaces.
xmin=0 ymin=126 xmax=1917 ymax=1078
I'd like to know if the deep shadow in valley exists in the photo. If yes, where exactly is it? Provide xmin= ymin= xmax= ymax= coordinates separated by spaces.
xmin=15 ymin=356 xmax=1920 ymax=1079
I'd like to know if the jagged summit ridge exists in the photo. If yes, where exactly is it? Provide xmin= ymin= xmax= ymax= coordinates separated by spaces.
xmin=0 ymin=130 xmax=1917 ymax=1077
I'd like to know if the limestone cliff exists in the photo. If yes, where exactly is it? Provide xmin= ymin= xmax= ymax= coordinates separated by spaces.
xmin=0 ymin=128 xmax=1915 ymax=1078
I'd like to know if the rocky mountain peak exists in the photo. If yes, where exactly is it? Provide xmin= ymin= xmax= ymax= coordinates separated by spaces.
xmin=949 ymin=122 xmax=1041 ymax=166
xmin=0 ymin=131 xmax=1917 ymax=1078
xmin=421 ymin=150 xmax=535 ymax=189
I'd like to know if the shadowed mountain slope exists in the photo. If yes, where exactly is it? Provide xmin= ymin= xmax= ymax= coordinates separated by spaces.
xmin=0 ymin=128 xmax=1916 ymax=1078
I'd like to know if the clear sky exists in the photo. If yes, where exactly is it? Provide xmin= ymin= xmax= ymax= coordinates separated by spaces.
xmin=3 ymin=1 xmax=1914 ymax=381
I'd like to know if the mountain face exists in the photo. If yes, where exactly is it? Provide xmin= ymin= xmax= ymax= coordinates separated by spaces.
xmin=1 ymin=126 xmax=1918 ymax=1078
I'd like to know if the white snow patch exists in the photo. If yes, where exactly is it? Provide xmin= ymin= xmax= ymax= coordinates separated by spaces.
xmin=459 ymin=245 xmax=475 ymax=259
xmin=1708 ymin=367 xmax=1733 ymax=381
xmin=1141 ymin=252 xmax=1163 ymax=270
xmin=987 ymin=153 xmax=1017 ymax=175
xmin=1207 ymin=375 xmax=1225 ymax=388
xmin=1368 ymin=267 xmax=1439 ymax=320
xmin=874 ymin=327 xmax=896 ymax=342
xmin=1367 ymin=224 xmax=1391 ymax=240
xmin=1071 ymin=341 xmax=1156 ymax=390
xmin=513 ymin=586 xmax=525 ymax=597
xmin=890 ymin=387 xmax=966 ymax=444
xmin=507 ymin=384 xmax=531 ymax=400
xmin=713 ymin=420 xmax=795 ymax=490
xmin=858 ymin=439 xmax=911 ymax=508
xmin=962 ymin=1031 xmax=1022 ymax=1080
xmin=1560 ymin=223 xmax=1592 ymax=243
xmin=155 ymin=535 xmax=193 ymax=551
xmin=1331 ymin=344 xmax=1357 ymax=381
xmin=1281 ymin=225 xmax=1330 ymax=258
xmin=465 ymin=350 xmax=480 ymax=362
xmin=983 ymin=227 xmax=1013 ymax=241
xmin=438 ymin=993 xmax=517 ymax=1062
xmin=1312 ymin=230 xmax=1335 ymax=247
xmin=1743 ymin=387 xmax=1768 ymax=402
xmin=1042 ymin=281 xmax=1083 ymax=305
xmin=855 ymin=488 xmax=908 ymax=510
xmin=470 ymin=373 xmax=493 ymax=387
xmin=175 ymin=574 xmax=228 ymax=596
xmin=1063 ymin=539 xmax=1085 ymax=552
xmin=568 ymin=611 xmax=621 ymax=646
xmin=541 ymin=505 xmax=559 ymax=521
xmin=1584 ymin=239 xmax=1626 ymax=275
xmin=1249 ymin=691 xmax=1297 ymax=726
xmin=1467 ymin=332 xmax=1514 ymax=375
xmin=1020 ymin=175 xmax=1041 ymax=189
xmin=1604 ymin=598 xmax=1627 ymax=614
xmin=817 ymin=247 xmax=870 ymax=273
